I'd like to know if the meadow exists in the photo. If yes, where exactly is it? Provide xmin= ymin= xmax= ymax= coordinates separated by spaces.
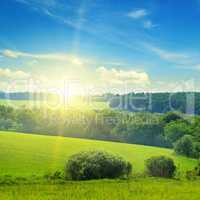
xmin=0 ymin=131 xmax=199 ymax=199
xmin=1 ymin=178 xmax=200 ymax=200
xmin=0 ymin=131 xmax=197 ymax=177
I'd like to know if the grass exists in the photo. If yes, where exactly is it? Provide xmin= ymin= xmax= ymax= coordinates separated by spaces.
xmin=1 ymin=178 xmax=200 ymax=200
xmin=0 ymin=131 xmax=197 ymax=177
xmin=0 ymin=131 xmax=199 ymax=200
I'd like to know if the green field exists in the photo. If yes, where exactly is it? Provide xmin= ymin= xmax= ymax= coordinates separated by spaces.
xmin=0 ymin=131 xmax=199 ymax=200
xmin=0 ymin=131 xmax=197 ymax=177
xmin=0 ymin=178 xmax=200 ymax=200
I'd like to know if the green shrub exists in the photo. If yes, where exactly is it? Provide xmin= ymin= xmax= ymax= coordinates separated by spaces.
xmin=185 ymin=170 xmax=196 ymax=180
xmin=194 ymin=160 xmax=200 ymax=176
xmin=146 ymin=156 xmax=176 ymax=178
xmin=44 ymin=171 xmax=63 ymax=180
xmin=193 ymin=142 xmax=200 ymax=158
xmin=185 ymin=160 xmax=200 ymax=180
xmin=174 ymin=135 xmax=195 ymax=157
xmin=65 ymin=150 xmax=132 ymax=180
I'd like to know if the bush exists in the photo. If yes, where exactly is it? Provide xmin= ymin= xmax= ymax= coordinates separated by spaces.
xmin=174 ymin=135 xmax=195 ymax=157
xmin=44 ymin=171 xmax=63 ymax=180
xmin=185 ymin=170 xmax=196 ymax=180
xmin=65 ymin=150 xmax=132 ymax=180
xmin=164 ymin=121 xmax=191 ymax=144
xmin=193 ymin=142 xmax=200 ymax=158
xmin=146 ymin=156 xmax=176 ymax=178
xmin=185 ymin=160 xmax=200 ymax=180
xmin=194 ymin=160 xmax=200 ymax=176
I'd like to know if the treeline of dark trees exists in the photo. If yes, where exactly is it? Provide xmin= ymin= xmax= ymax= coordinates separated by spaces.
xmin=2 ymin=92 xmax=200 ymax=115
xmin=0 ymin=104 xmax=200 ymax=158
xmin=109 ymin=92 xmax=200 ymax=115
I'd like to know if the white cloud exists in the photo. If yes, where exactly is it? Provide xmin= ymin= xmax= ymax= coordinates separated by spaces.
xmin=127 ymin=9 xmax=157 ymax=30
xmin=143 ymin=20 xmax=157 ymax=29
xmin=144 ymin=43 xmax=200 ymax=71
xmin=1 ymin=49 xmax=87 ymax=65
xmin=15 ymin=0 xmax=84 ymax=31
xmin=15 ymin=0 xmax=57 ymax=7
xmin=128 ymin=9 xmax=149 ymax=19
xmin=2 ymin=49 xmax=22 ymax=58
xmin=96 ymin=66 xmax=150 ymax=86
xmin=144 ymin=44 xmax=189 ymax=62
xmin=43 ymin=9 xmax=87 ymax=30
xmin=0 ymin=68 xmax=30 ymax=80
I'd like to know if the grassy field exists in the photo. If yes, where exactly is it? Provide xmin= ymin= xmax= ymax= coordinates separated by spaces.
xmin=0 ymin=131 xmax=197 ymax=177
xmin=1 ymin=179 xmax=200 ymax=200
xmin=0 ymin=131 xmax=199 ymax=200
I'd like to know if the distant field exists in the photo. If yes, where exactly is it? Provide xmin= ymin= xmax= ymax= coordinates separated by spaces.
xmin=0 ymin=99 xmax=36 ymax=107
xmin=0 ymin=131 xmax=197 ymax=177
xmin=0 ymin=99 xmax=109 ymax=110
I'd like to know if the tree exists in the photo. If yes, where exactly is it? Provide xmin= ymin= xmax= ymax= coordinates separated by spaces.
xmin=162 ymin=112 xmax=182 ymax=124
xmin=126 ymin=123 xmax=165 ymax=147
xmin=16 ymin=108 xmax=38 ymax=132
xmin=174 ymin=135 xmax=195 ymax=157
xmin=164 ymin=121 xmax=191 ymax=144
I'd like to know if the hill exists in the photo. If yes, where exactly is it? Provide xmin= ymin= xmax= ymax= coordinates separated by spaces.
xmin=0 ymin=131 xmax=197 ymax=177
xmin=109 ymin=92 xmax=200 ymax=114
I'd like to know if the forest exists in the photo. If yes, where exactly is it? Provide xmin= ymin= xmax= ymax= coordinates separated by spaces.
xmin=109 ymin=92 xmax=200 ymax=114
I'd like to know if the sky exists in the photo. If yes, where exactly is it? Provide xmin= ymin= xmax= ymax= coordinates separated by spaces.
xmin=0 ymin=0 xmax=200 ymax=95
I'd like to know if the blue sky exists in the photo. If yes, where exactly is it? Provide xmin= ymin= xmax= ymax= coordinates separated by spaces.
xmin=0 ymin=0 xmax=200 ymax=93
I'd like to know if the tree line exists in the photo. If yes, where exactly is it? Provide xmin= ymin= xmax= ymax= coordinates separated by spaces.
xmin=0 ymin=104 xmax=200 ymax=158
xmin=109 ymin=92 xmax=200 ymax=115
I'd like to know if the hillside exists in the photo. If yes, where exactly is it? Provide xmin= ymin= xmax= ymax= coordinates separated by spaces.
xmin=109 ymin=92 xmax=200 ymax=114
xmin=0 ymin=131 xmax=197 ymax=177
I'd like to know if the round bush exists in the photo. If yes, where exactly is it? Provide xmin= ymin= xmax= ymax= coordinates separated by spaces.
xmin=174 ymin=135 xmax=195 ymax=158
xmin=65 ymin=151 xmax=132 ymax=180
xmin=146 ymin=156 xmax=176 ymax=178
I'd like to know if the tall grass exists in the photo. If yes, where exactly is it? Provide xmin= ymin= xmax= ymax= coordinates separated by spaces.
xmin=1 ymin=179 xmax=200 ymax=200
